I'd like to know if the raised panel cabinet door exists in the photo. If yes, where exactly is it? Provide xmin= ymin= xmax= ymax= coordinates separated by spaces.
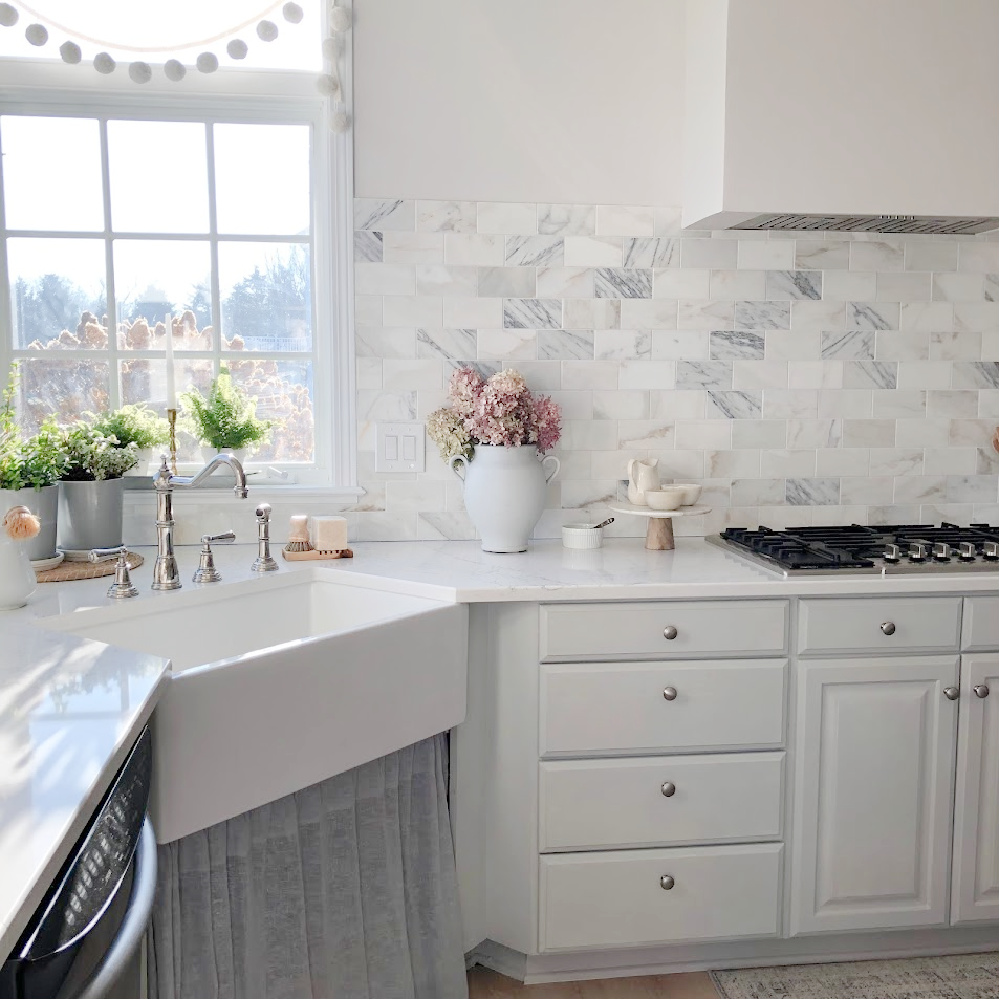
xmin=789 ymin=656 xmax=959 ymax=935
xmin=951 ymin=654 xmax=1000 ymax=924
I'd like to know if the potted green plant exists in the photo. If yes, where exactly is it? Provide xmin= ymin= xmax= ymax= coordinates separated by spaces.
xmin=181 ymin=367 xmax=272 ymax=462
xmin=0 ymin=364 xmax=69 ymax=563
xmin=89 ymin=404 xmax=169 ymax=475
xmin=57 ymin=422 xmax=138 ymax=554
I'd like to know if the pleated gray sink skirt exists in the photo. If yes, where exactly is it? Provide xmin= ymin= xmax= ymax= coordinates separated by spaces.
xmin=148 ymin=733 xmax=467 ymax=999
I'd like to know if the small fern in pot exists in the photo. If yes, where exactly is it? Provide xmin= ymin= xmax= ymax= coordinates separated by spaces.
xmin=89 ymin=404 xmax=169 ymax=474
xmin=181 ymin=367 xmax=272 ymax=461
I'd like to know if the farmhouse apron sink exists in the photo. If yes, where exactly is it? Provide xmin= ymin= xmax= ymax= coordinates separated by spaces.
xmin=41 ymin=572 xmax=468 ymax=842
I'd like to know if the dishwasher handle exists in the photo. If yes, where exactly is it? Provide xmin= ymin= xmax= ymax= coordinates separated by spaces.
xmin=80 ymin=817 xmax=157 ymax=1000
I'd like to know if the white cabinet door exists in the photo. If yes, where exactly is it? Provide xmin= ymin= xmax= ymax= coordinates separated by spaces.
xmin=790 ymin=656 xmax=959 ymax=935
xmin=951 ymin=654 xmax=1000 ymax=924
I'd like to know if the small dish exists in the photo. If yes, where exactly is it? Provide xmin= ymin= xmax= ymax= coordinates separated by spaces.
xmin=561 ymin=523 xmax=604 ymax=549
xmin=30 ymin=551 xmax=65 ymax=572
xmin=671 ymin=483 xmax=703 ymax=505
xmin=644 ymin=487 xmax=685 ymax=511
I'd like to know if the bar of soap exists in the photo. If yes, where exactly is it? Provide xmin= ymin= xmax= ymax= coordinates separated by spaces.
xmin=309 ymin=515 xmax=348 ymax=551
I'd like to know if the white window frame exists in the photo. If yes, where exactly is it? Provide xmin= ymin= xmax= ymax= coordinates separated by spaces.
xmin=0 ymin=53 xmax=358 ymax=501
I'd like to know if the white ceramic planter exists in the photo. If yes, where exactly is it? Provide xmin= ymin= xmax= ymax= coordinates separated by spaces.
xmin=125 ymin=448 xmax=153 ymax=475
xmin=449 ymin=444 xmax=560 ymax=553
xmin=58 ymin=478 xmax=125 ymax=554
xmin=0 ymin=483 xmax=59 ymax=561
xmin=0 ymin=533 xmax=36 ymax=609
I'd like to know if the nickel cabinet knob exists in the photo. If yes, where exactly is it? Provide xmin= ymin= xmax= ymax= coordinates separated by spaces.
xmin=662 ymin=686 xmax=677 ymax=701
xmin=663 ymin=625 xmax=678 ymax=640
xmin=880 ymin=621 xmax=896 ymax=635
xmin=660 ymin=781 xmax=676 ymax=797
xmin=974 ymin=684 xmax=990 ymax=699
xmin=943 ymin=686 xmax=960 ymax=701
xmin=659 ymin=875 xmax=675 ymax=890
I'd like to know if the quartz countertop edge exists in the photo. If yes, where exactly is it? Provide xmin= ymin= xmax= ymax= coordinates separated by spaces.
xmin=0 ymin=625 xmax=169 ymax=958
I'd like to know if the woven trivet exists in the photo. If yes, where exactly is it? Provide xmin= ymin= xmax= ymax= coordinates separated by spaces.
xmin=36 ymin=552 xmax=145 ymax=583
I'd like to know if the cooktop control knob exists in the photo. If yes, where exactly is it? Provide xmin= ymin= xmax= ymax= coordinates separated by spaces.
xmin=984 ymin=540 xmax=999 ymax=561
xmin=883 ymin=543 xmax=901 ymax=563
xmin=958 ymin=541 xmax=977 ymax=561
xmin=907 ymin=541 xmax=928 ymax=562
xmin=932 ymin=541 xmax=952 ymax=561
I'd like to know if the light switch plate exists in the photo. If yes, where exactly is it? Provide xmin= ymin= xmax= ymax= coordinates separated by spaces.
xmin=375 ymin=421 xmax=426 ymax=473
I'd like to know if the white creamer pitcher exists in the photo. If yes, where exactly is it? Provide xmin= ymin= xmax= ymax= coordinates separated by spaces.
xmin=627 ymin=458 xmax=659 ymax=505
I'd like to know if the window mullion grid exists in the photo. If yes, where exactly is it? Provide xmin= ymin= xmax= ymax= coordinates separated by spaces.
xmin=205 ymin=122 xmax=222 ymax=379
xmin=98 ymin=117 xmax=121 ymax=410
xmin=0 ymin=121 xmax=11 ymax=393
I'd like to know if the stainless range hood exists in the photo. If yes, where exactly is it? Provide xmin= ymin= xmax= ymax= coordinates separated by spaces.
xmin=683 ymin=0 xmax=999 ymax=234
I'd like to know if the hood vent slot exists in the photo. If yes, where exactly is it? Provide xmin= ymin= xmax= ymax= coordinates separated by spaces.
xmin=730 ymin=214 xmax=998 ymax=236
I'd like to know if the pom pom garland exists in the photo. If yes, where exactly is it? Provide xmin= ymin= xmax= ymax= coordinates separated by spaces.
xmin=282 ymin=3 xmax=304 ymax=24
xmin=196 ymin=51 xmax=218 ymax=73
xmin=24 ymin=21 xmax=47 ymax=45
xmin=93 ymin=51 xmax=115 ymax=74
xmin=329 ymin=5 xmax=352 ymax=33
xmin=329 ymin=110 xmax=350 ymax=134
xmin=256 ymin=19 xmax=278 ymax=42
xmin=164 ymin=59 xmax=186 ymax=81
xmin=3 ymin=505 xmax=41 ymax=541
xmin=317 ymin=73 xmax=340 ymax=97
xmin=59 ymin=40 xmax=81 ymax=64
xmin=226 ymin=38 xmax=248 ymax=60
xmin=321 ymin=36 xmax=338 ymax=61
xmin=128 ymin=61 xmax=152 ymax=84
xmin=0 ymin=3 xmax=18 ymax=27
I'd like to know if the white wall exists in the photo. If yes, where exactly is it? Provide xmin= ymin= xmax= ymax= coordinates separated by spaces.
xmin=353 ymin=0 xmax=684 ymax=205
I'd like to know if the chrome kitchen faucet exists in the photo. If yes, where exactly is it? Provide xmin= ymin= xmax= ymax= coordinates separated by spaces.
xmin=151 ymin=454 xmax=249 ymax=591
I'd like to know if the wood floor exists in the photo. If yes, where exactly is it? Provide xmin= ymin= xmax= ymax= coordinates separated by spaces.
xmin=467 ymin=967 xmax=719 ymax=998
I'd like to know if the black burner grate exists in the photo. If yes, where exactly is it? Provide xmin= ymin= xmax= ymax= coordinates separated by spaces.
xmin=720 ymin=523 xmax=1000 ymax=573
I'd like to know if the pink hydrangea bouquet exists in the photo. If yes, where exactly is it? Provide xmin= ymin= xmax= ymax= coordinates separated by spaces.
xmin=427 ymin=367 xmax=561 ymax=463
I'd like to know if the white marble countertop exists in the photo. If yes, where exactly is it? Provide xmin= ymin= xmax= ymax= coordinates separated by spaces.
xmin=0 ymin=623 xmax=167 ymax=958
xmin=2 ymin=535 xmax=996 ymax=958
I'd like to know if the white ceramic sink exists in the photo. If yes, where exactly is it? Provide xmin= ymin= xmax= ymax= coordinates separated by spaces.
xmin=42 ymin=572 xmax=469 ymax=842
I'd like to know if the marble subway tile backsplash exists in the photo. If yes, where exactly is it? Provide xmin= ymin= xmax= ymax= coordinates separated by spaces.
xmin=350 ymin=200 xmax=999 ymax=540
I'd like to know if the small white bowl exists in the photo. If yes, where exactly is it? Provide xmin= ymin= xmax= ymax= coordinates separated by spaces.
xmin=561 ymin=523 xmax=604 ymax=549
xmin=671 ymin=483 xmax=702 ymax=505
xmin=644 ymin=487 xmax=685 ymax=511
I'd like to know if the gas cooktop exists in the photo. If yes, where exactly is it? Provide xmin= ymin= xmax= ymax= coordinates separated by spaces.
xmin=710 ymin=523 xmax=1000 ymax=576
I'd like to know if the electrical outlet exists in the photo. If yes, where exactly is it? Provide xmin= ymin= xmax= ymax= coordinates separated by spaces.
xmin=375 ymin=421 xmax=426 ymax=473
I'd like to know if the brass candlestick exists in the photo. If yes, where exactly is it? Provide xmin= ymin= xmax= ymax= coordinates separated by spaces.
xmin=167 ymin=408 xmax=178 ymax=474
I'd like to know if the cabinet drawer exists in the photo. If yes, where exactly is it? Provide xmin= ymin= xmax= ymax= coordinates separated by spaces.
xmin=798 ymin=597 xmax=962 ymax=656
xmin=539 ymin=843 xmax=782 ymax=951
xmin=540 ymin=659 xmax=786 ymax=756
xmin=540 ymin=600 xmax=788 ymax=661
xmin=540 ymin=752 xmax=784 ymax=851
xmin=962 ymin=596 xmax=999 ymax=651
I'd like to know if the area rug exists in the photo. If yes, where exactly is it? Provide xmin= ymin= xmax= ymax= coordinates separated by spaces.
xmin=710 ymin=952 xmax=999 ymax=999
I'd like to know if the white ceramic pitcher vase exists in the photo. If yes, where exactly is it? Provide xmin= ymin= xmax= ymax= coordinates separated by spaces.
xmin=449 ymin=444 xmax=560 ymax=552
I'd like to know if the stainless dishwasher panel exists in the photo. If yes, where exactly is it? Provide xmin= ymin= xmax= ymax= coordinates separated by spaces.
xmin=1 ymin=728 xmax=154 ymax=999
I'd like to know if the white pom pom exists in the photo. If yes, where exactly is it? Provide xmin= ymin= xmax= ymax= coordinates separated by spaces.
xmin=330 ymin=110 xmax=350 ymax=133
xmin=256 ymin=19 xmax=278 ymax=42
xmin=317 ymin=73 xmax=340 ymax=97
xmin=196 ymin=51 xmax=219 ymax=73
xmin=93 ymin=51 xmax=115 ymax=74
xmin=24 ymin=22 xmax=46 ymax=45
xmin=0 ymin=4 xmax=18 ymax=27
xmin=164 ymin=58 xmax=186 ymax=81
xmin=59 ymin=40 xmax=81 ymax=64
xmin=282 ymin=2 xmax=303 ymax=23
xmin=226 ymin=38 xmax=248 ymax=60
xmin=128 ymin=61 xmax=151 ymax=84
xmin=329 ymin=5 xmax=351 ymax=33
xmin=321 ymin=36 xmax=338 ymax=61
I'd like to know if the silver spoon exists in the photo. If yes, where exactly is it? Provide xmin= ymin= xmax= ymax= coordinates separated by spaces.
xmin=589 ymin=516 xmax=614 ymax=529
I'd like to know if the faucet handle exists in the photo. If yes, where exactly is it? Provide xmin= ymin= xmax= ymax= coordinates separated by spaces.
xmin=89 ymin=546 xmax=138 ymax=600
xmin=193 ymin=530 xmax=235 ymax=584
